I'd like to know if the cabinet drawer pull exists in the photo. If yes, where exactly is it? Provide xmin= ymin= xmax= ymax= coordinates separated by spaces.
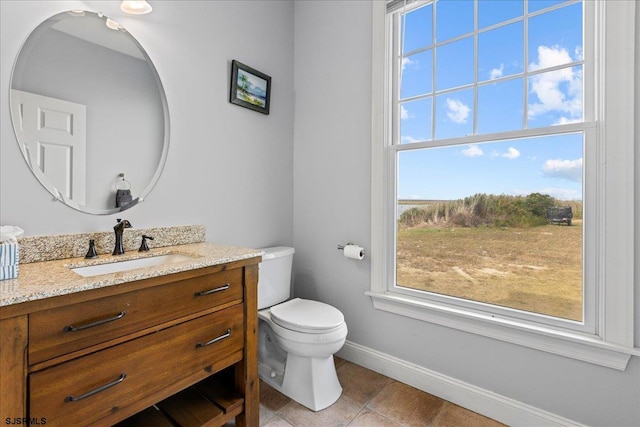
xmin=195 ymin=284 xmax=230 ymax=297
xmin=64 ymin=311 xmax=126 ymax=332
xmin=64 ymin=373 xmax=126 ymax=402
xmin=196 ymin=328 xmax=231 ymax=348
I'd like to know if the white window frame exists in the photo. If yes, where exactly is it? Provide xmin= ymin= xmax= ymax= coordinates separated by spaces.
xmin=369 ymin=0 xmax=639 ymax=370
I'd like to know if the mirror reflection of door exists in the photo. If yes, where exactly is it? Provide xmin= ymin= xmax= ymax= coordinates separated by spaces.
xmin=11 ymin=89 xmax=87 ymax=205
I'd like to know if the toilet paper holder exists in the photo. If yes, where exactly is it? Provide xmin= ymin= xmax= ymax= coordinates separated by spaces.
xmin=338 ymin=243 xmax=365 ymax=260
xmin=337 ymin=242 xmax=365 ymax=252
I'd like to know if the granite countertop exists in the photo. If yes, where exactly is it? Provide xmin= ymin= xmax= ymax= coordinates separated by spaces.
xmin=0 ymin=242 xmax=263 ymax=307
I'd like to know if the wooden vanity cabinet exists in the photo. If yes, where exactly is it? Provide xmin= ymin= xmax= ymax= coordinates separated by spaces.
xmin=0 ymin=258 xmax=260 ymax=427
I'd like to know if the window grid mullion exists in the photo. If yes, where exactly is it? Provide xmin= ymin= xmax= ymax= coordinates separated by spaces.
xmin=392 ymin=120 xmax=595 ymax=153
xmin=431 ymin=0 xmax=437 ymax=140
xmin=523 ymin=0 xmax=529 ymax=129
xmin=392 ymin=12 xmax=401 ymax=146
xmin=472 ymin=0 xmax=478 ymax=136
xmin=398 ymin=0 xmax=587 ymax=143
xmin=399 ymin=59 xmax=584 ymax=107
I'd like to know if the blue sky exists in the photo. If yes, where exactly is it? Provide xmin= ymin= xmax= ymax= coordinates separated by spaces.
xmin=397 ymin=0 xmax=583 ymax=201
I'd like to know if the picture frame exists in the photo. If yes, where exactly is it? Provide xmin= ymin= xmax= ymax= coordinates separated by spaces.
xmin=230 ymin=60 xmax=271 ymax=115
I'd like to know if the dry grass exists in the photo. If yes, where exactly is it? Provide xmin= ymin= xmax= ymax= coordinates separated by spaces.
xmin=396 ymin=221 xmax=583 ymax=321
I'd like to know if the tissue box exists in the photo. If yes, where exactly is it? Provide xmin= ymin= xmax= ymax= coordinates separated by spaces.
xmin=0 ymin=241 xmax=19 ymax=280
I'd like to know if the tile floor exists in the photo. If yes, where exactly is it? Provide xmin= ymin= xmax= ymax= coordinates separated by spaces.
xmin=258 ymin=357 xmax=505 ymax=427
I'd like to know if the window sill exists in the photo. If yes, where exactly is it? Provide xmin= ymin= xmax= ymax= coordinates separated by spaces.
xmin=366 ymin=291 xmax=639 ymax=370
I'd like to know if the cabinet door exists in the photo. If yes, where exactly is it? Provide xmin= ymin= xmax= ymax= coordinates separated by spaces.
xmin=30 ymin=305 xmax=244 ymax=427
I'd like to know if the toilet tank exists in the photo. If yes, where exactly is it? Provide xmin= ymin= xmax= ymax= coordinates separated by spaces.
xmin=257 ymin=246 xmax=295 ymax=310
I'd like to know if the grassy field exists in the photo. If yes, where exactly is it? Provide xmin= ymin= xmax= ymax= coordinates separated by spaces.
xmin=396 ymin=221 xmax=583 ymax=321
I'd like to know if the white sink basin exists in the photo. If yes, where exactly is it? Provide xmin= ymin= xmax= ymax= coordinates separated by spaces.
xmin=71 ymin=254 xmax=195 ymax=277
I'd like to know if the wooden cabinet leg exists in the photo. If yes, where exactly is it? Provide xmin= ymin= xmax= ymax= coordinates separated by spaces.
xmin=0 ymin=316 xmax=28 ymax=421
xmin=236 ymin=263 xmax=259 ymax=426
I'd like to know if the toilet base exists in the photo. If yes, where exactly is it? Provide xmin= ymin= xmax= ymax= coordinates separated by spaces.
xmin=259 ymin=353 xmax=342 ymax=411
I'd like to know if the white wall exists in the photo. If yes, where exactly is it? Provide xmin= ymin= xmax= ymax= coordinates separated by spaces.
xmin=0 ymin=0 xmax=294 ymax=248
xmin=293 ymin=1 xmax=640 ymax=426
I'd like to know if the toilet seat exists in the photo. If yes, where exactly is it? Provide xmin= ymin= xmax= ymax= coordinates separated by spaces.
xmin=270 ymin=298 xmax=344 ymax=333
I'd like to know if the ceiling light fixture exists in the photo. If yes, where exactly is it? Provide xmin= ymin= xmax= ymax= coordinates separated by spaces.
xmin=120 ymin=1 xmax=153 ymax=15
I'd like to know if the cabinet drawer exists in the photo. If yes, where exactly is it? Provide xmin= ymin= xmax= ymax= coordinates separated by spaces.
xmin=29 ymin=268 xmax=242 ymax=364
xmin=29 ymin=304 xmax=244 ymax=427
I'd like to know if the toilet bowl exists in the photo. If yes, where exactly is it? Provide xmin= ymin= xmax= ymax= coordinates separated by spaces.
xmin=256 ymin=247 xmax=348 ymax=411
xmin=258 ymin=299 xmax=348 ymax=411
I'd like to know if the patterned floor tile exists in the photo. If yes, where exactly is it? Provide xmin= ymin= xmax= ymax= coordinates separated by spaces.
xmin=433 ymin=402 xmax=506 ymax=427
xmin=337 ymin=361 xmax=391 ymax=405
xmin=366 ymin=380 xmax=445 ymax=426
xmin=278 ymin=395 xmax=362 ymax=427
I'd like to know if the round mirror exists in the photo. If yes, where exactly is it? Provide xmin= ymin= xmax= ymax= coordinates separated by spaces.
xmin=10 ymin=10 xmax=169 ymax=214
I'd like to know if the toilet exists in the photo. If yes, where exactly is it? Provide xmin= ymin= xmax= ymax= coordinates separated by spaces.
xmin=257 ymin=246 xmax=348 ymax=411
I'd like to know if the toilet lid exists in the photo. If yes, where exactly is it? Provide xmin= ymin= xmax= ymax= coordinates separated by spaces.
xmin=270 ymin=298 xmax=344 ymax=333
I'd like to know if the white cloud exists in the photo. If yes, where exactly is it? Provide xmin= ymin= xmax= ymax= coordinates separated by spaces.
xmin=401 ymin=105 xmax=411 ymax=120
xmin=490 ymin=147 xmax=520 ymax=159
xmin=528 ymin=45 xmax=583 ymax=123
xmin=529 ymin=45 xmax=572 ymax=71
xmin=489 ymin=63 xmax=504 ymax=80
xmin=446 ymin=98 xmax=470 ymax=124
xmin=501 ymin=147 xmax=520 ymax=159
xmin=462 ymin=144 xmax=483 ymax=157
xmin=554 ymin=117 xmax=581 ymax=125
xmin=402 ymin=57 xmax=416 ymax=71
xmin=542 ymin=158 xmax=583 ymax=182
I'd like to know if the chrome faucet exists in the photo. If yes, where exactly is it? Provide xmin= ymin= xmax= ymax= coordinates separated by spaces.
xmin=113 ymin=219 xmax=132 ymax=255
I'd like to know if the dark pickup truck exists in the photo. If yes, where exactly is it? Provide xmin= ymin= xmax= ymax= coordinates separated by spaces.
xmin=546 ymin=206 xmax=573 ymax=226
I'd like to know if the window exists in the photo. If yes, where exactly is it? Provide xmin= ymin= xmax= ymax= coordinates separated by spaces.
xmin=370 ymin=0 xmax=637 ymax=369
xmin=395 ymin=0 xmax=589 ymax=329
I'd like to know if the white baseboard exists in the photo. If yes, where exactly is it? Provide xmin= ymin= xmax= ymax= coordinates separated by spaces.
xmin=336 ymin=340 xmax=585 ymax=427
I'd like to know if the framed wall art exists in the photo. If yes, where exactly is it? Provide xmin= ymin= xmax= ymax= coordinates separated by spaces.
xmin=230 ymin=60 xmax=271 ymax=115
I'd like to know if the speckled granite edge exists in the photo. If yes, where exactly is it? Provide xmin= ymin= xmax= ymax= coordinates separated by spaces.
xmin=17 ymin=224 xmax=206 ymax=264
xmin=0 ymin=242 xmax=263 ymax=307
